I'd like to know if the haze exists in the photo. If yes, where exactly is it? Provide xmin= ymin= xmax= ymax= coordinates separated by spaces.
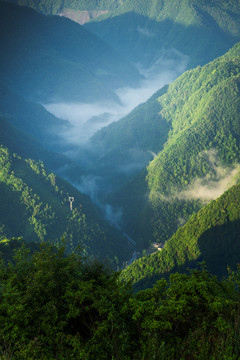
xmin=44 ymin=49 xmax=189 ymax=146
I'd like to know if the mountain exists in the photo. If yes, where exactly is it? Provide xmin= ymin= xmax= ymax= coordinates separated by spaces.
xmin=4 ymin=0 xmax=123 ymax=15
xmin=91 ymin=42 xmax=240 ymax=250
xmin=0 ymin=145 xmax=132 ymax=263
xmin=6 ymin=0 xmax=240 ymax=68
xmin=121 ymin=182 xmax=240 ymax=290
xmin=85 ymin=0 xmax=240 ymax=68
xmin=0 ymin=1 xmax=141 ymax=104
xmin=0 ymin=82 xmax=70 ymax=149
xmin=0 ymin=113 xmax=88 ymax=185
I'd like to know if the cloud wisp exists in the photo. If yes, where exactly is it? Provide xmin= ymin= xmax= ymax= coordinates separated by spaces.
xmin=44 ymin=49 xmax=189 ymax=146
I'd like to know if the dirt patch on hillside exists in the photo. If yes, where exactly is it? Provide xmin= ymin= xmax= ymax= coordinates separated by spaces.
xmin=59 ymin=9 xmax=108 ymax=25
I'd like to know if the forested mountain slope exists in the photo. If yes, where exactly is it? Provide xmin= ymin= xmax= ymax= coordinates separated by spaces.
xmin=4 ymin=0 xmax=124 ymax=14
xmin=0 ymin=1 xmax=141 ymax=103
xmin=101 ymin=42 xmax=240 ymax=250
xmin=89 ymin=86 xmax=170 ymax=183
xmin=0 ymin=114 xmax=87 ymax=186
xmin=0 ymin=82 xmax=70 ymax=148
xmin=0 ymin=145 xmax=131 ymax=263
xmin=86 ymin=0 xmax=240 ymax=67
xmin=122 ymin=182 xmax=240 ymax=290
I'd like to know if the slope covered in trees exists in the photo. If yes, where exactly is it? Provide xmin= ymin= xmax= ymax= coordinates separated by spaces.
xmin=86 ymin=0 xmax=240 ymax=67
xmin=0 ymin=145 xmax=131 ymax=263
xmin=0 ymin=242 xmax=240 ymax=359
xmin=121 ymin=182 xmax=240 ymax=290
xmin=0 ymin=1 xmax=141 ymax=103
xmin=4 ymin=0 xmax=124 ymax=14
xmin=98 ymin=42 xmax=240 ymax=250
xmin=0 ymin=82 xmax=70 ymax=148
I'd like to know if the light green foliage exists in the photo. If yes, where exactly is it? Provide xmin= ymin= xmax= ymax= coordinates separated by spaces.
xmin=10 ymin=0 xmax=123 ymax=14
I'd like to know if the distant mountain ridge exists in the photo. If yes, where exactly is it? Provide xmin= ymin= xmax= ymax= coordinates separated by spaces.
xmin=0 ymin=1 xmax=141 ymax=104
xmin=85 ymin=0 xmax=240 ymax=67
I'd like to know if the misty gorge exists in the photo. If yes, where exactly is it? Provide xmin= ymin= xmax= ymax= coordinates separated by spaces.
xmin=1 ymin=1 xmax=240 ymax=359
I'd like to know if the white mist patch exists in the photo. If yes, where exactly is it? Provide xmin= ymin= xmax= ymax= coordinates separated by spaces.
xmin=44 ymin=49 xmax=189 ymax=145
xmin=174 ymin=150 xmax=240 ymax=202
xmin=44 ymin=101 xmax=123 ymax=144
xmin=177 ymin=164 xmax=240 ymax=202
xmin=117 ymin=49 xmax=189 ymax=112
xmin=137 ymin=26 xmax=155 ymax=38
xmin=74 ymin=175 xmax=101 ymax=201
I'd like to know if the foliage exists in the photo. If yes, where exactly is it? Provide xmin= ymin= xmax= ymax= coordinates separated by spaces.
xmin=101 ymin=42 xmax=240 ymax=250
xmin=0 ymin=145 xmax=130 ymax=263
xmin=7 ymin=0 xmax=124 ymax=14
xmin=0 ymin=243 xmax=240 ymax=359
xmin=86 ymin=0 xmax=240 ymax=68
xmin=121 ymin=182 xmax=240 ymax=289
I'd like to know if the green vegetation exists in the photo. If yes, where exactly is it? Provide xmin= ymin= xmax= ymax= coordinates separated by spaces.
xmin=0 ymin=145 xmax=130 ymax=262
xmin=0 ymin=242 xmax=240 ymax=359
xmin=0 ymin=82 xmax=69 ymax=147
xmin=0 ymin=1 xmax=140 ymax=103
xmin=121 ymin=182 xmax=240 ymax=290
xmin=7 ymin=0 xmax=124 ymax=14
xmin=86 ymin=0 xmax=240 ymax=67
xmin=147 ymin=43 xmax=240 ymax=195
xmin=99 ymin=42 xmax=240 ymax=250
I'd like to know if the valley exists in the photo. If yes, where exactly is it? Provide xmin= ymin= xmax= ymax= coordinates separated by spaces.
xmin=1 ymin=0 xmax=240 ymax=357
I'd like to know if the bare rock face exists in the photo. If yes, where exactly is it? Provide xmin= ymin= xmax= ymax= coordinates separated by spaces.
xmin=59 ymin=9 xmax=108 ymax=25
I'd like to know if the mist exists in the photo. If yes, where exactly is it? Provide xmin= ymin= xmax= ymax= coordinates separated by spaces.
xmin=176 ymin=164 xmax=240 ymax=202
xmin=44 ymin=49 xmax=189 ymax=146
xmin=175 ymin=150 xmax=240 ymax=203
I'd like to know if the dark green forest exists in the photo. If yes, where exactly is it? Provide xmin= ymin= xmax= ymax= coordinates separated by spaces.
xmin=122 ymin=182 xmax=240 ymax=290
xmin=0 ymin=145 xmax=131 ymax=263
xmin=1 ymin=1 xmax=240 ymax=358
xmin=1 ymin=242 xmax=240 ymax=360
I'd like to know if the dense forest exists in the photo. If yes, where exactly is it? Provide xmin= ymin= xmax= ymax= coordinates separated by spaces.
xmin=95 ymin=42 xmax=240 ymax=251
xmin=1 ymin=0 xmax=240 ymax=358
xmin=0 ymin=145 xmax=131 ymax=263
xmin=122 ymin=182 xmax=240 ymax=290
xmin=1 ymin=242 xmax=240 ymax=359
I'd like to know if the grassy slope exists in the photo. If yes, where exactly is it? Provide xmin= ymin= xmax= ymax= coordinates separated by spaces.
xmin=121 ymin=182 xmax=240 ymax=290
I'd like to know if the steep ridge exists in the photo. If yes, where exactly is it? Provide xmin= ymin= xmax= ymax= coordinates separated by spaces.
xmin=0 ymin=114 xmax=86 ymax=184
xmin=99 ymin=42 xmax=240 ymax=250
xmin=86 ymin=0 xmax=240 ymax=67
xmin=4 ymin=0 xmax=124 ymax=15
xmin=0 ymin=145 xmax=131 ymax=263
xmin=121 ymin=182 xmax=240 ymax=290
xmin=0 ymin=82 xmax=69 ymax=148
xmin=0 ymin=1 xmax=141 ymax=103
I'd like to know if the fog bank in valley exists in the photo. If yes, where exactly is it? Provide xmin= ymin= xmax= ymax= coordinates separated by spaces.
xmin=44 ymin=49 xmax=189 ymax=146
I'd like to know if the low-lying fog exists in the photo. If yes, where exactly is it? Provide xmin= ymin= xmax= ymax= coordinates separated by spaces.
xmin=44 ymin=49 xmax=189 ymax=146
xmin=44 ymin=50 xmax=189 ymax=244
